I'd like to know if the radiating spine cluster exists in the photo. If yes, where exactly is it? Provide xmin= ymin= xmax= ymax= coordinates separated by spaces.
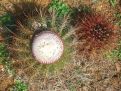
xmin=75 ymin=13 xmax=118 ymax=59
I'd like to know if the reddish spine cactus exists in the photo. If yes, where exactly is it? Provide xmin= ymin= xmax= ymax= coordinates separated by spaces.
xmin=75 ymin=13 xmax=118 ymax=59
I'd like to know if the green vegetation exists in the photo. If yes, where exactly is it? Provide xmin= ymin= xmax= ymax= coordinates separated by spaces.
xmin=115 ymin=12 xmax=121 ymax=27
xmin=106 ymin=49 xmax=119 ymax=61
xmin=49 ymin=0 xmax=71 ymax=17
xmin=109 ymin=0 xmax=117 ymax=7
xmin=0 ymin=43 xmax=9 ymax=59
xmin=0 ymin=13 xmax=15 ymax=43
xmin=0 ymin=43 xmax=15 ymax=76
xmin=105 ymin=12 xmax=121 ymax=61
xmin=0 ymin=9 xmax=15 ymax=86
xmin=0 ymin=13 xmax=15 ymax=28
xmin=11 ymin=79 xmax=28 ymax=91
xmin=106 ymin=40 xmax=121 ymax=61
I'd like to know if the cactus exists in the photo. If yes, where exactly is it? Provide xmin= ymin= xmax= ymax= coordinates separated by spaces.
xmin=74 ymin=13 xmax=118 ymax=60
xmin=0 ymin=0 xmax=74 ymax=87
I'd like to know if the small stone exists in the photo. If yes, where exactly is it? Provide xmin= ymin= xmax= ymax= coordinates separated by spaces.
xmin=115 ymin=62 xmax=121 ymax=73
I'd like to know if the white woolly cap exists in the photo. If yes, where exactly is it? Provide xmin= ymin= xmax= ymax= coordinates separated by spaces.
xmin=32 ymin=31 xmax=64 ymax=64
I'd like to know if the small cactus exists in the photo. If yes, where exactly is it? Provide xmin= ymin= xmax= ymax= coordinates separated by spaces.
xmin=75 ymin=13 xmax=118 ymax=59
xmin=1 ymin=0 xmax=73 ymax=83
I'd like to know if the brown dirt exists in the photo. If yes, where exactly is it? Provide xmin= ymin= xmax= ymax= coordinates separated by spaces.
xmin=0 ymin=65 xmax=14 ymax=91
